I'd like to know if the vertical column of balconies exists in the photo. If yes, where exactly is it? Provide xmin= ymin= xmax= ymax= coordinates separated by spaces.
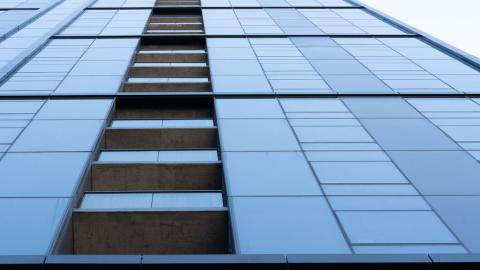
xmin=123 ymin=37 xmax=210 ymax=92
xmin=71 ymin=96 xmax=229 ymax=254
xmin=65 ymin=4 xmax=230 ymax=255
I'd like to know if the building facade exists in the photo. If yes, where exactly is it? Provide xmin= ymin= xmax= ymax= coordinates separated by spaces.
xmin=0 ymin=0 xmax=480 ymax=268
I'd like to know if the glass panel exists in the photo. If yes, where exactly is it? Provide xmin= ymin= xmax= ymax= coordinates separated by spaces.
xmin=35 ymin=99 xmax=113 ymax=120
xmin=323 ymin=184 xmax=419 ymax=196
xmin=361 ymin=119 xmax=460 ymax=150
xmin=56 ymin=76 xmax=122 ymax=94
xmin=98 ymin=151 xmax=158 ymax=162
xmin=312 ymin=162 xmax=407 ymax=184
xmin=157 ymin=150 xmax=218 ymax=162
xmin=0 ymin=128 xmax=22 ymax=143
xmin=305 ymin=151 xmax=389 ymax=161
xmin=440 ymin=126 xmax=480 ymax=142
xmin=212 ymin=75 xmax=272 ymax=93
xmin=218 ymin=119 xmax=300 ymax=151
xmin=134 ymin=63 xmax=207 ymax=67
xmin=0 ymin=152 xmax=90 ymax=197
xmin=0 ymin=198 xmax=69 ymax=255
xmin=223 ymin=152 xmax=322 ymax=196
xmin=111 ymin=120 xmax=164 ymax=128
xmin=329 ymin=196 xmax=431 ymax=211
xmin=216 ymin=99 xmax=284 ymax=119
xmin=302 ymin=143 xmax=381 ymax=151
xmin=389 ymin=151 xmax=480 ymax=195
xmin=324 ymin=75 xmax=391 ymax=93
xmin=294 ymin=126 xmax=373 ymax=143
xmin=0 ymin=100 xmax=44 ymax=113
xmin=162 ymin=120 xmax=214 ymax=128
xmin=110 ymin=120 xmax=214 ymax=128
xmin=280 ymin=98 xmax=348 ymax=112
xmin=427 ymin=196 xmax=480 ymax=252
xmin=231 ymin=196 xmax=350 ymax=254
xmin=81 ymin=193 xmax=152 ymax=209
xmin=10 ymin=120 xmax=104 ymax=152
xmin=338 ymin=211 xmax=458 ymax=244
xmin=98 ymin=150 xmax=218 ymax=162
xmin=343 ymin=98 xmax=422 ymax=118
xmin=353 ymin=245 xmax=467 ymax=254
xmin=408 ymin=99 xmax=480 ymax=112
xmin=152 ymin=192 xmax=223 ymax=208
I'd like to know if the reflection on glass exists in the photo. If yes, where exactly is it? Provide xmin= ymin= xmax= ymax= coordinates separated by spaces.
xmin=128 ymin=77 xmax=209 ymax=83
xmin=80 ymin=192 xmax=223 ymax=209
xmin=111 ymin=119 xmax=214 ymax=128
xmin=98 ymin=150 xmax=218 ymax=162
xmin=134 ymin=63 xmax=207 ymax=67
xmin=138 ymin=50 xmax=206 ymax=54
xmin=152 ymin=192 xmax=223 ymax=208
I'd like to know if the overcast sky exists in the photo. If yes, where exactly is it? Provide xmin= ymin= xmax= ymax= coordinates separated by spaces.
xmin=360 ymin=0 xmax=480 ymax=58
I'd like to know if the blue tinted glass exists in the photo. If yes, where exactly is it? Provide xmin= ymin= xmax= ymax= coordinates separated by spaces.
xmin=289 ymin=119 xmax=360 ymax=126
xmin=99 ymin=151 xmax=158 ymax=162
xmin=91 ymin=38 xmax=139 ymax=47
xmin=157 ymin=150 xmax=218 ymax=162
xmin=207 ymin=38 xmax=250 ymax=47
xmin=111 ymin=120 xmax=164 ymax=128
xmin=0 ymin=100 xmax=44 ymax=113
xmin=152 ymin=192 xmax=223 ymax=208
xmin=323 ymin=75 xmax=392 ymax=93
xmin=440 ymin=126 xmax=480 ymax=142
xmin=218 ymin=119 xmax=300 ymax=151
xmin=81 ymin=47 xmax=136 ymax=61
xmin=0 ymin=120 xmax=29 ymax=128
xmin=312 ymin=162 xmax=406 ymax=184
xmin=361 ymin=119 xmax=460 ymax=150
xmin=408 ymin=98 xmax=480 ymax=112
xmin=323 ymin=185 xmax=418 ymax=196
xmin=438 ymin=75 xmax=480 ymax=92
xmin=10 ymin=120 xmax=104 ymax=152
xmin=163 ymin=120 xmax=214 ymax=127
xmin=294 ymin=126 xmax=373 ymax=143
xmin=302 ymin=143 xmax=381 ymax=151
xmin=0 ymin=128 xmax=21 ymax=143
xmin=216 ymin=99 xmax=285 ymax=119
xmin=99 ymin=150 xmax=218 ymax=162
xmin=223 ymin=151 xmax=321 ymax=196
xmin=427 ymin=196 xmax=480 ymax=252
xmin=354 ymin=245 xmax=467 ymax=254
xmin=210 ymin=60 xmax=264 ymax=75
xmin=291 ymin=37 xmax=338 ymax=47
xmin=305 ymin=151 xmax=389 ymax=161
xmin=338 ymin=211 xmax=458 ymax=244
xmin=311 ymin=60 xmax=370 ymax=74
xmin=208 ymin=47 xmax=257 ymax=59
xmin=35 ymin=99 xmax=113 ymax=120
xmin=231 ymin=196 xmax=350 ymax=254
xmin=389 ymin=151 xmax=480 ymax=195
xmin=280 ymin=98 xmax=348 ymax=112
xmin=81 ymin=193 xmax=152 ymax=209
xmin=0 ymin=152 xmax=89 ymax=197
xmin=110 ymin=120 xmax=214 ymax=128
xmin=329 ymin=196 xmax=431 ymax=211
xmin=298 ymin=47 xmax=353 ymax=60
xmin=343 ymin=97 xmax=422 ymax=118
xmin=0 ymin=198 xmax=69 ymax=255
xmin=70 ymin=61 xmax=130 ymax=76
xmin=56 ymin=76 xmax=122 ymax=94
xmin=212 ymin=75 xmax=272 ymax=93
xmin=413 ymin=60 xmax=478 ymax=75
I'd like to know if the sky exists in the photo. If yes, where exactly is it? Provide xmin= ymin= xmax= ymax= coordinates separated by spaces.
xmin=360 ymin=0 xmax=480 ymax=58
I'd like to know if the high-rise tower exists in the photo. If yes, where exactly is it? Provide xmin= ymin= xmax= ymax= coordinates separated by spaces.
xmin=0 ymin=0 xmax=480 ymax=268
